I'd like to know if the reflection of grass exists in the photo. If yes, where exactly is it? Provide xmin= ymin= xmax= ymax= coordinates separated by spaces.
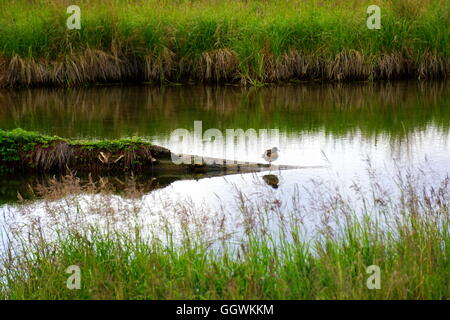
xmin=1 ymin=167 xmax=448 ymax=299
xmin=0 ymin=82 xmax=449 ymax=139
xmin=0 ymin=0 xmax=448 ymax=86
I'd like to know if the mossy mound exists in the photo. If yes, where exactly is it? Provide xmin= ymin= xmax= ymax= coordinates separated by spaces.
xmin=0 ymin=128 xmax=170 ymax=173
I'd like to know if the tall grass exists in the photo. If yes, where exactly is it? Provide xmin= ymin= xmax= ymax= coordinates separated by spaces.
xmin=0 ymin=165 xmax=448 ymax=299
xmin=0 ymin=0 xmax=448 ymax=86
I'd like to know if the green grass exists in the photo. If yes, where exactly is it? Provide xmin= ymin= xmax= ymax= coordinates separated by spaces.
xmin=0 ymin=166 xmax=449 ymax=299
xmin=0 ymin=0 xmax=448 ymax=85
xmin=1 ymin=0 xmax=446 ymax=57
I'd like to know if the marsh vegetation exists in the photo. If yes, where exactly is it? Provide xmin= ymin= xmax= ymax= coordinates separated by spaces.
xmin=0 ymin=0 xmax=448 ymax=86
xmin=0 ymin=165 xmax=448 ymax=299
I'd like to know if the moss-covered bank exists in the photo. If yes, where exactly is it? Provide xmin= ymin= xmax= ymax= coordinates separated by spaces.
xmin=0 ymin=128 xmax=170 ymax=173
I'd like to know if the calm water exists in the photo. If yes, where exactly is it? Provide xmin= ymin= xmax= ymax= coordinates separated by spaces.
xmin=0 ymin=81 xmax=449 ymax=243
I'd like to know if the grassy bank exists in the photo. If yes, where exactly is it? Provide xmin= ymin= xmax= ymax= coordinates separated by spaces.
xmin=0 ymin=128 xmax=167 ymax=173
xmin=0 ymin=0 xmax=448 ymax=86
xmin=0 ymin=168 xmax=449 ymax=299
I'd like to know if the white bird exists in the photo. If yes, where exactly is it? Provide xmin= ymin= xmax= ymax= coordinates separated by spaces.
xmin=262 ymin=147 xmax=279 ymax=165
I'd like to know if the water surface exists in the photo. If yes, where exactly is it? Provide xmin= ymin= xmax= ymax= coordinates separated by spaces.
xmin=0 ymin=82 xmax=449 ymax=242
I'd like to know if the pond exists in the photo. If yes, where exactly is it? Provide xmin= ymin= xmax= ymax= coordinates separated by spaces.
xmin=0 ymin=81 xmax=449 ymax=244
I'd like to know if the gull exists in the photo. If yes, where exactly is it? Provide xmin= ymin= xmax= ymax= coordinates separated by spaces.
xmin=262 ymin=147 xmax=279 ymax=165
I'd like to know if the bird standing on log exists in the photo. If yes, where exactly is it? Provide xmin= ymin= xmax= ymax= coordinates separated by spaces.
xmin=262 ymin=147 xmax=279 ymax=165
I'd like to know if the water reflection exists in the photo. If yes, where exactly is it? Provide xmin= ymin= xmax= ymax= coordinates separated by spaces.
xmin=0 ymin=81 xmax=449 ymax=224
xmin=1 ymin=161 xmax=446 ymax=252
xmin=1 ymin=81 xmax=448 ymax=140
xmin=263 ymin=174 xmax=280 ymax=189
xmin=1 ymin=82 xmax=448 ymax=169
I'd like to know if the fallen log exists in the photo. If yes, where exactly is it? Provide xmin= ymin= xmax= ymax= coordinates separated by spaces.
xmin=0 ymin=128 xmax=302 ymax=174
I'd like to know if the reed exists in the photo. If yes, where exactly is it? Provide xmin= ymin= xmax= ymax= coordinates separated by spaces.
xmin=0 ymin=0 xmax=448 ymax=86
xmin=0 ymin=165 xmax=448 ymax=299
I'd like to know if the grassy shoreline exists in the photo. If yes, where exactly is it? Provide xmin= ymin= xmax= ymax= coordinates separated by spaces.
xmin=0 ymin=0 xmax=448 ymax=86
xmin=1 ymin=168 xmax=449 ymax=299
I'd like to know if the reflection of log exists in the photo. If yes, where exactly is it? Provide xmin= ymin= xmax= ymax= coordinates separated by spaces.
xmin=0 ymin=159 xmax=313 ymax=205
xmin=0 ymin=166 xmax=285 ymax=205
